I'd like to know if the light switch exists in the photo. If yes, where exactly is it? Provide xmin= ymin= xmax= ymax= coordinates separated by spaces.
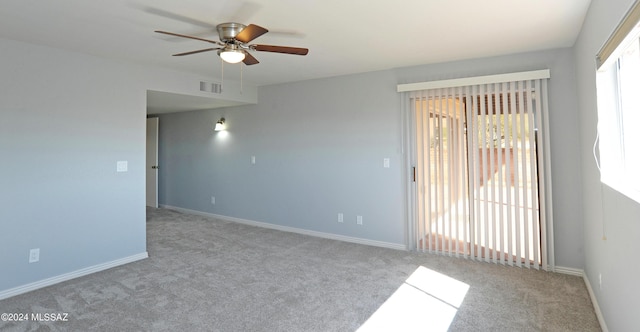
xmin=383 ymin=158 xmax=390 ymax=168
xmin=116 ymin=161 xmax=128 ymax=172
xmin=251 ymin=156 xmax=256 ymax=165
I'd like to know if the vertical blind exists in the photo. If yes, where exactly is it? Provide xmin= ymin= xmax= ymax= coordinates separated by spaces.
xmin=401 ymin=72 xmax=552 ymax=270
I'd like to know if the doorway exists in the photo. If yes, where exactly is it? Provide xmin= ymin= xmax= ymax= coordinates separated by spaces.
xmin=404 ymin=75 xmax=552 ymax=269
xmin=146 ymin=117 xmax=159 ymax=207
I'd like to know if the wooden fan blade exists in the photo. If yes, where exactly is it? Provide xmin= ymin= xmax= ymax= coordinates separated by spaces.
xmin=173 ymin=48 xmax=219 ymax=56
xmin=155 ymin=30 xmax=219 ymax=44
xmin=235 ymin=24 xmax=268 ymax=43
xmin=242 ymin=52 xmax=259 ymax=65
xmin=253 ymin=44 xmax=309 ymax=55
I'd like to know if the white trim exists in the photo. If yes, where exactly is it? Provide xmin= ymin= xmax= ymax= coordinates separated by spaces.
xmin=583 ymin=273 xmax=610 ymax=332
xmin=402 ymin=94 xmax=416 ymax=250
xmin=396 ymin=69 xmax=551 ymax=92
xmin=0 ymin=252 xmax=148 ymax=300
xmin=552 ymin=267 xmax=608 ymax=331
xmin=554 ymin=266 xmax=584 ymax=277
xmin=540 ymin=79 xmax=555 ymax=269
xmin=160 ymin=205 xmax=407 ymax=251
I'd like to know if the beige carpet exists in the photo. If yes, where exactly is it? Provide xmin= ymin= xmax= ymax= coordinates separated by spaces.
xmin=0 ymin=207 xmax=600 ymax=331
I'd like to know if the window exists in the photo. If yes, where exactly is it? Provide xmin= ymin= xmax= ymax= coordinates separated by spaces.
xmin=595 ymin=0 xmax=640 ymax=203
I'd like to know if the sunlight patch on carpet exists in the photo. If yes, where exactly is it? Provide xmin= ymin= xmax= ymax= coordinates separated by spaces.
xmin=357 ymin=266 xmax=469 ymax=332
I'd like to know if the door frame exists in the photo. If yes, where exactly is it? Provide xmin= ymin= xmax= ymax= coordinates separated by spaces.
xmin=146 ymin=117 xmax=159 ymax=208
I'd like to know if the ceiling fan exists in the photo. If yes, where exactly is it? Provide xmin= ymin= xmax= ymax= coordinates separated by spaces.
xmin=155 ymin=23 xmax=308 ymax=65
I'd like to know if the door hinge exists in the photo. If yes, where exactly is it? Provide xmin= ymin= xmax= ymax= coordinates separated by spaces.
xmin=412 ymin=167 xmax=416 ymax=182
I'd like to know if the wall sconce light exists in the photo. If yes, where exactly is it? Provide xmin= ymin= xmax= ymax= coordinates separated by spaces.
xmin=214 ymin=117 xmax=226 ymax=131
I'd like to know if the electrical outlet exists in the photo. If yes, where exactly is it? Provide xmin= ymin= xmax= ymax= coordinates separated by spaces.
xmin=116 ymin=160 xmax=128 ymax=172
xmin=338 ymin=213 xmax=344 ymax=223
xmin=211 ymin=196 xmax=216 ymax=205
xmin=357 ymin=215 xmax=363 ymax=225
xmin=29 ymin=248 xmax=40 ymax=263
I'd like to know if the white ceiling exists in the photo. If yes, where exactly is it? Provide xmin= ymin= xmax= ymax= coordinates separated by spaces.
xmin=1 ymin=0 xmax=592 ymax=111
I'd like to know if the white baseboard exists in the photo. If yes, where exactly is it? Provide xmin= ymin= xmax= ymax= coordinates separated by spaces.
xmin=583 ymin=273 xmax=609 ymax=332
xmin=554 ymin=266 xmax=584 ymax=276
xmin=159 ymin=205 xmax=407 ymax=251
xmin=0 ymin=252 xmax=148 ymax=301
xmin=554 ymin=266 xmax=608 ymax=332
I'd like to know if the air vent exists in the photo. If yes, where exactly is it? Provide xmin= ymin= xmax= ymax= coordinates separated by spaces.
xmin=211 ymin=82 xmax=222 ymax=94
xmin=200 ymin=81 xmax=222 ymax=94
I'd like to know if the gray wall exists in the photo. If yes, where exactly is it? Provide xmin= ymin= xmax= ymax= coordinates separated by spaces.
xmin=574 ymin=0 xmax=640 ymax=329
xmin=159 ymin=70 xmax=406 ymax=245
xmin=0 ymin=38 xmax=146 ymax=291
xmin=159 ymin=48 xmax=585 ymax=268
xmin=0 ymin=37 xmax=253 ymax=293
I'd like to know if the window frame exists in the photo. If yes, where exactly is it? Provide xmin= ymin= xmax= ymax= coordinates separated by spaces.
xmin=595 ymin=1 xmax=640 ymax=203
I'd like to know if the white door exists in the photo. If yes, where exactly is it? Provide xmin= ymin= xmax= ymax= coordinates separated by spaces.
xmin=146 ymin=117 xmax=159 ymax=207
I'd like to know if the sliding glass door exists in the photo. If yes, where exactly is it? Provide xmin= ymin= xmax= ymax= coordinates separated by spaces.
xmin=408 ymin=78 xmax=549 ymax=269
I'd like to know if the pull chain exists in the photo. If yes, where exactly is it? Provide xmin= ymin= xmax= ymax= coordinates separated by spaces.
xmin=240 ymin=61 xmax=243 ymax=95
xmin=220 ymin=57 xmax=224 ymax=93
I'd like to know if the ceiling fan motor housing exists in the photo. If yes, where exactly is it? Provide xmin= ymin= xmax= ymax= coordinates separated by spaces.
xmin=217 ymin=22 xmax=246 ymax=42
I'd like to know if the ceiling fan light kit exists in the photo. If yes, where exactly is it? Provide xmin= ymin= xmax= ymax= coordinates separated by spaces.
xmin=218 ymin=45 xmax=245 ymax=64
